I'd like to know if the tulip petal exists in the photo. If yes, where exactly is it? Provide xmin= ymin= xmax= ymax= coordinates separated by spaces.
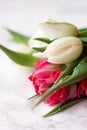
xmin=43 ymin=37 xmax=83 ymax=64
xmin=48 ymin=45 xmax=82 ymax=64
xmin=40 ymin=22 xmax=79 ymax=40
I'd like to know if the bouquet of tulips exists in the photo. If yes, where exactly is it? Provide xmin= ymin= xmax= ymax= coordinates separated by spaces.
xmin=0 ymin=20 xmax=87 ymax=117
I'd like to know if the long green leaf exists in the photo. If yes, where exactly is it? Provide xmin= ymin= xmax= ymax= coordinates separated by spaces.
xmin=43 ymin=98 xmax=87 ymax=117
xmin=54 ymin=60 xmax=79 ymax=85
xmin=0 ymin=44 xmax=39 ymax=67
xmin=79 ymin=28 xmax=87 ymax=37
xmin=80 ymin=37 xmax=87 ymax=47
xmin=55 ymin=48 xmax=87 ymax=85
xmin=32 ymin=47 xmax=46 ymax=52
xmin=35 ymin=56 xmax=87 ymax=106
xmin=80 ymin=37 xmax=87 ymax=43
xmin=5 ymin=28 xmax=30 ymax=45
xmin=27 ymin=94 xmax=38 ymax=100
xmin=34 ymin=37 xmax=52 ymax=44
xmin=79 ymin=28 xmax=87 ymax=31
xmin=43 ymin=103 xmax=62 ymax=117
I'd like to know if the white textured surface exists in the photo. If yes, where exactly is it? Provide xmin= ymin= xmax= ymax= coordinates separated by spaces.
xmin=0 ymin=0 xmax=87 ymax=130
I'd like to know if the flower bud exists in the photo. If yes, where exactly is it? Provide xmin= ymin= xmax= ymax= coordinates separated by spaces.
xmin=43 ymin=37 xmax=83 ymax=64
xmin=30 ymin=39 xmax=48 ymax=48
xmin=33 ymin=52 xmax=44 ymax=58
xmin=29 ymin=59 xmax=69 ymax=106
xmin=29 ymin=29 xmax=48 ymax=48
xmin=40 ymin=22 xmax=79 ymax=40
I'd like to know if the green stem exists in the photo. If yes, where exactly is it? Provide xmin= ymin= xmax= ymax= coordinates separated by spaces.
xmin=27 ymin=94 xmax=38 ymax=100
xmin=43 ymin=97 xmax=87 ymax=117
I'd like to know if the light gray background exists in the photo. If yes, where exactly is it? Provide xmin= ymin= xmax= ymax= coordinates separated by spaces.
xmin=0 ymin=0 xmax=87 ymax=34
xmin=0 ymin=0 xmax=87 ymax=130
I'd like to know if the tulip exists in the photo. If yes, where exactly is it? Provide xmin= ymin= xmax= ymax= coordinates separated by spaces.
xmin=77 ymin=79 xmax=87 ymax=97
xmin=29 ymin=59 xmax=87 ymax=106
xmin=29 ymin=29 xmax=48 ymax=48
xmin=43 ymin=36 xmax=83 ymax=64
xmin=30 ymin=39 xmax=48 ymax=49
xmin=29 ymin=29 xmax=49 ymax=58
xmin=29 ymin=59 xmax=69 ymax=106
xmin=40 ymin=22 xmax=79 ymax=40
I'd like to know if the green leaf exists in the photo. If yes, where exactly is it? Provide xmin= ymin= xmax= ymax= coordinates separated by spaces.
xmin=43 ymin=103 xmax=62 ymax=117
xmin=79 ymin=28 xmax=87 ymax=37
xmin=79 ymin=28 xmax=87 ymax=31
xmin=32 ymin=47 xmax=46 ymax=52
xmin=35 ymin=56 xmax=87 ymax=106
xmin=34 ymin=37 xmax=52 ymax=44
xmin=43 ymin=98 xmax=87 ymax=117
xmin=54 ymin=48 xmax=87 ymax=85
xmin=80 ymin=37 xmax=87 ymax=47
xmin=52 ymin=48 xmax=87 ymax=86
xmin=5 ymin=28 xmax=30 ymax=45
xmin=80 ymin=37 xmax=87 ymax=43
xmin=27 ymin=94 xmax=38 ymax=100
xmin=0 ymin=44 xmax=39 ymax=67
xmin=54 ymin=59 xmax=80 ymax=85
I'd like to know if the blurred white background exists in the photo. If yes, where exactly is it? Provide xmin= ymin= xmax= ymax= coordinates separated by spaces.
xmin=0 ymin=1 xmax=87 ymax=130
xmin=0 ymin=0 xmax=87 ymax=35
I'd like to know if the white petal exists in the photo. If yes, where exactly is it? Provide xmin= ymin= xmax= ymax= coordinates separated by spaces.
xmin=30 ymin=39 xmax=48 ymax=48
xmin=33 ymin=52 xmax=44 ymax=58
xmin=40 ymin=22 xmax=78 ymax=40
xmin=48 ymin=45 xmax=82 ymax=64
xmin=43 ymin=37 xmax=83 ymax=57
xmin=43 ymin=36 xmax=83 ymax=64
xmin=29 ymin=29 xmax=48 ymax=48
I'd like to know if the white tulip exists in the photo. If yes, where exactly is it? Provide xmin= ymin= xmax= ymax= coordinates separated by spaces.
xmin=39 ymin=22 xmax=79 ymax=40
xmin=29 ymin=29 xmax=48 ymax=48
xmin=30 ymin=39 xmax=48 ymax=48
xmin=33 ymin=52 xmax=44 ymax=58
xmin=43 ymin=37 xmax=83 ymax=64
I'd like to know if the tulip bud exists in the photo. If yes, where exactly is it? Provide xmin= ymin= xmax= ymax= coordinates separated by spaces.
xmin=30 ymin=39 xmax=48 ymax=48
xmin=29 ymin=29 xmax=48 ymax=48
xmin=33 ymin=52 xmax=44 ymax=58
xmin=43 ymin=37 xmax=83 ymax=64
xmin=40 ymin=22 xmax=79 ymax=40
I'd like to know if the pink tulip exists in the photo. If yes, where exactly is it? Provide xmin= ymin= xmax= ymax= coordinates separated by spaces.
xmin=29 ymin=59 xmax=69 ymax=106
xmin=29 ymin=59 xmax=87 ymax=106
xmin=77 ymin=79 xmax=87 ymax=97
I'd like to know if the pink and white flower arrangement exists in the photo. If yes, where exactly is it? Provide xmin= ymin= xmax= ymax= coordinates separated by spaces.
xmin=0 ymin=20 xmax=87 ymax=116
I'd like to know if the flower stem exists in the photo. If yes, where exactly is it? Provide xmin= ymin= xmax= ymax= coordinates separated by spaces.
xmin=43 ymin=97 xmax=87 ymax=117
xmin=27 ymin=94 xmax=38 ymax=100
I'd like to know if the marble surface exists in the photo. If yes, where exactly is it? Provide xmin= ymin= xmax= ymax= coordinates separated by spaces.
xmin=0 ymin=0 xmax=87 ymax=130
xmin=0 ymin=53 xmax=87 ymax=130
